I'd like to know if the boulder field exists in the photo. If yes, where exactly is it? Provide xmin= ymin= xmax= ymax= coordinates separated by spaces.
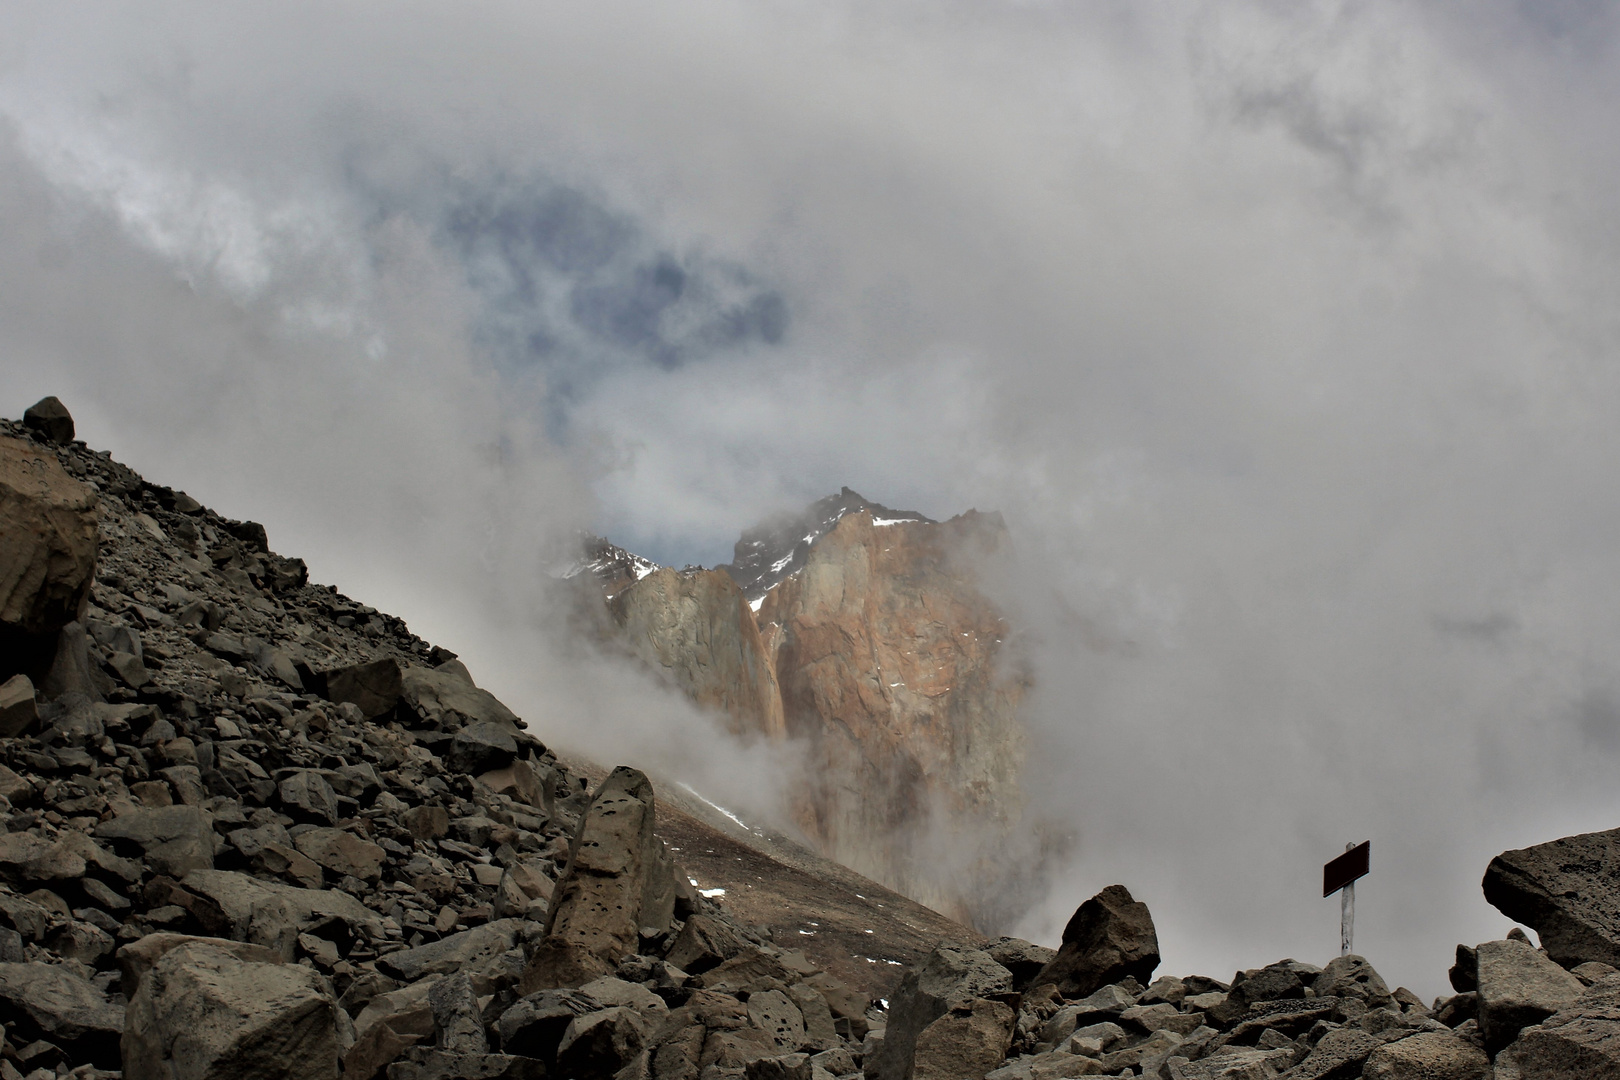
xmin=0 ymin=397 xmax=1618 ymax=1080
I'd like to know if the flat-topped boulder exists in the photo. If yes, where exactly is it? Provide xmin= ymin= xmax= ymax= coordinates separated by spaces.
xmin=1484 ymin=827 xmax=1620 ymax=969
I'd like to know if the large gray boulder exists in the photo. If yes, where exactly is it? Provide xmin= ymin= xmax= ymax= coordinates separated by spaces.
xmin=1484 ymin=827 xmax=1620 ymax=969
xmin=322 ymin=658 xmax=405 ymax=720
xmin=909 ymin=997 xmax=1015 ymax=1080
xmin=377 ymin=919 xmax=523 ymax=983
xmin=123 ymin=939 xmax=343 ymax=1080
xmin=520 ymin=767 xmax=676 ymax=991
xmin=1030 ymin=884 xmax=1160 ymax=998
xmin=1361 ymin=1031 xmax=1490 ymax=1079
xmin=401 ymin=664 xmax=522 ymax=731
xmin=0 ymin=435 xmax=98 ymax=639
xmin=1493 ymin=972 xmax=1620 ymax=1079
xmin=874 ymin=943 xmax=1014 ymax=1080
xmin=1475 ymin=937 xmax=1586 ymax=1052
xmin=0 ymin=961 xmax=123 ymax=1068
xmin=181 ymin=869 xmax=385 ymax=959
xmin=95 ymin=804 xmax=217 ymax=877
xmin=1312 ymin=953 xmax=1393 ymax=1007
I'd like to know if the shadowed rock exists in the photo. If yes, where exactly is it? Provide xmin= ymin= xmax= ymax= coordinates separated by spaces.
xmin=22 ymin=396 xmax=75 ymax=445
xmin=1031 ymin=885 xmax=1160 ymax=998
xmin=0 ymin=961 xmax=123 ymax=1069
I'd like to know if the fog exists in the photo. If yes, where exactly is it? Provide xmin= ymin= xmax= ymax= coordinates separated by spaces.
xmin=4 ymin=1 xmax=1620 ymax=997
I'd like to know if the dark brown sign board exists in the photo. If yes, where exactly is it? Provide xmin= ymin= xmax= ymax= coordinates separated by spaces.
xmin=1323 ymin=841 xmax=1370 ymax=897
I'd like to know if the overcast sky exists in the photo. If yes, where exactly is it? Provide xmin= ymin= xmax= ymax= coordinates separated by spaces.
xmin=4 ymin=2 xmax=1620 ymax=997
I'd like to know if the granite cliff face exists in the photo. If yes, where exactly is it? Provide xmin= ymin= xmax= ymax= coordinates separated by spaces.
xmin=757 ymin=508 xmax=1026 ymax=927
xmin=609 ymin=568 xmax=785 ymax=741
xmin=579 ymin=492 xmax=1028 ymax=929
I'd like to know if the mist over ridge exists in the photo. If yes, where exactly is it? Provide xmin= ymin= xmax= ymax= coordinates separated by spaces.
xmin=4 ymin=1 xmax=1620 ymax=1001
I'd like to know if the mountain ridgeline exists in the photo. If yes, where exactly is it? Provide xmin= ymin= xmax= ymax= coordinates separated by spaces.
xmin=569 ymin=488 xmax=1032 ymax=930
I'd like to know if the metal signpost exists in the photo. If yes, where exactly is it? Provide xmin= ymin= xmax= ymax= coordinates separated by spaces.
xmin=1323 ymin=841 xmax=1370 ymax=956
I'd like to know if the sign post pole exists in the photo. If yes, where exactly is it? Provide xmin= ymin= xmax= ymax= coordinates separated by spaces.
xmin=1340 ymin=843 xmax=1355 ymax=956
xmin=1323 ymin=840 xmax=1370 ymax=959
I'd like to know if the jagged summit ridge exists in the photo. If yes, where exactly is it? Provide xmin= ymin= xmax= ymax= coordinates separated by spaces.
xmin=718 ymin=487 xmax=932 ymax=602
xmin=556 ymin=534 xmax=661 ymax=601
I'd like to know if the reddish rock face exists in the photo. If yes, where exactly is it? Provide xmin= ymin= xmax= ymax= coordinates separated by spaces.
xmin=592 ymin=503 xmax=1027 ymax=928
xmin=758 ymin=510 xmax=1026 ymax=925
xmin=611 ymin=567 xmax=786 ymax=741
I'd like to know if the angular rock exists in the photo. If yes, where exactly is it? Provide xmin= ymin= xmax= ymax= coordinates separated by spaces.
xmin=430 ymin=972 xmax=488 ymax=1055
xmin=116 ymin=933 xmax=283 ymax=998
xmin=95 ymin=804 xmax=216 ymax=877
xmin=294 ymin=827 xmax=386 ymax=881
xmin=555 ymin=1006 xmax=648 ymax=1078
xmin=402 ymin=804 xmax=451 ymax=841
xmin=1311 ymin=954 xmax=1392 ymax=1008
xmin=576 ymin=975 xmax=668 ymax=1024
xmin=665 ymin=912 xmax=750 ymax=975
xmin=522 ymin=766 xmax=675 ymax=990
xmin=694 ymin=952 xmax=790 ymax=1000
xmin=401 ymin=665 xmax=522 ymax=731
xmin=1031 ymin=885 xmax=1159 ymax=998
xmin=478 ymin=758 xmax=551 ymax=815
xmin=496 ymin=988 xmax=602 ymax=1063
xmin=1475 ymin=937 xmax=1586 ymax=1052
xmin=378 ymin=919 xmax=523 ymax=982
xmin=1284 ymin=1026 xmax=1381 ymax=1079
xmin=123 ymin=939 xmax=342 ymax=1080
xmin=875 ymin=943 xmax=1014 ymax=1080
xmin=1362 ymin=1030 xmax=1491 ymax=1079
xmin=182 ymin=869 xmax=385 ymax=957
xmin=788 ymin=982 xmax=839 ymax=1046
xmin=22 ymin=396 xmax=75 ymax=445
xmin=0 ymin=960 xmax=123 ymax=1068
xmin=385 ymin=1048 xmax=546 ymax=1080
xmin=278 ymin=769 xmax=340 ymax=824
xmin=1165 ymin=1048 xmax=1294 ymax=1079
xmin=910 ymin=997 xmax=1014 ymax=1080
xmin=1492 ymin=972 xmax=1620 ymax=1079
xmin=0 ymin=829 xmax=89 ymax=883
xmin=344 ymin=1020 xmax=424 ymax=1080
xmin=1483 ymin=827 xmax=1620 ymax=969
xmin=0 ymin=436 xmax=97 ymax=637
xmin=1571 ymin=961 xmax=1619 ymax=986
xmin=746 ymin=1053 xmax=813 ymax=1080
xmin=323 ymin=658 xmax=405 ymax=720
xmin=0 ymin=673 xmax=37 ymax=737
xmin=355 ymin=979 xmax=441 ymax=1044
xmin=445 ymin=722 xmax=519 ymax=775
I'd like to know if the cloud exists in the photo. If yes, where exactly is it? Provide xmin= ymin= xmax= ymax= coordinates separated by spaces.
xmin=3 ymin=0 xmax=1620 ymax=997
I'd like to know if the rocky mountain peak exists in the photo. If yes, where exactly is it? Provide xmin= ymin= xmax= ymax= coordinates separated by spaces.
xmin=718 ymin=487 xmax=933 ymax=602
xmin=556 ymin=534 xmax=661 ymax=601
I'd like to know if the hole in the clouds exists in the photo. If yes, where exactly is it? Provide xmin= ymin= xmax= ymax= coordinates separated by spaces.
xmin=432 ymin=174 xmax=790 ymax=389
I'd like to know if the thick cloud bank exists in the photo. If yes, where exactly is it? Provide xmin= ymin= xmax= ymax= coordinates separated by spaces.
xmin=4 ymin=1 xmax=1620 ymax=996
